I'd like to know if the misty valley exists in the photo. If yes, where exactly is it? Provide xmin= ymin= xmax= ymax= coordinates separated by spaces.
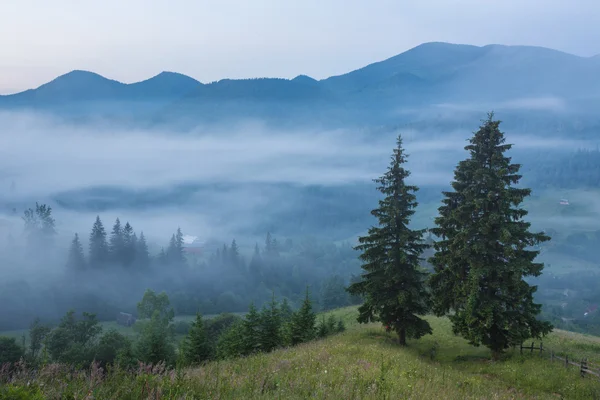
xmin=3 ymin=41 xmax=600 ymax=398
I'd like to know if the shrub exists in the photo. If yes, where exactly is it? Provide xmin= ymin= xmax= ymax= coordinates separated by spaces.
xmin=0 ymin=337 xmax=24 ymax=364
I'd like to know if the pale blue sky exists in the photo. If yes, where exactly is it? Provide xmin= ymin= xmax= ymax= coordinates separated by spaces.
xmin=1 ymin=0 xmax=598 ymax=94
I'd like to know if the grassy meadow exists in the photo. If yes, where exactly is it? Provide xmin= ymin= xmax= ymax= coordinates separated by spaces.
xmin=3 ymin=307 xmax=600 ymax=399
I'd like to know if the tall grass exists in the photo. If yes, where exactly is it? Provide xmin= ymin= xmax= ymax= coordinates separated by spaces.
xmin=2 ymin=307 xmax=600 ymax=399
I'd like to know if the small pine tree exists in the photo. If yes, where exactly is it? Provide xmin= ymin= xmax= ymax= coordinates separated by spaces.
xmin=336 ymin=319 xmax=346 ymax=333
xmin=216 ymin=320 xmax=245 ymax=359
xmin=289 ymin=287 xmax=316 ymax=345
xmin=279 ymin=298 xmax=293 ymax=323
xmin=66 ymin=233 xmax=86 ymax=271
xmin=89 ymin=216 xmax=109 ymax=269
xmin=317 ymin=315 xmax=328 ymax=338
xmin=347 ymin=135 xmax=432 ymax=346
xmin=259 ymin=293 xmax=282 ymax=352
xmin=429 ymin=113 xmax=553 ymax=360
xmin=182 ymin=313 xmax=212 ymax=365
xmin=241 ymin=303 xmax=262 ymax=355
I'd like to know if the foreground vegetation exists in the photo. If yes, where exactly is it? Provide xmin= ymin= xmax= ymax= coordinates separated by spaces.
xmin=2 ymin=307 xmax=600 ymax=399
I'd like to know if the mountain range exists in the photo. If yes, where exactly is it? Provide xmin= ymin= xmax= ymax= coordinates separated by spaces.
xmin=2 ymin=42 xmax=600 ymax=129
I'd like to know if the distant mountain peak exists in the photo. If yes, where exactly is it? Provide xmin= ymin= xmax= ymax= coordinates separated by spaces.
xmin=41 ymin=69 xmax=122 ymax=88
xmin=292 ymin=74 xmax=318 ymax=84
xmin=150 ymin=71 xmax=200 ymax=82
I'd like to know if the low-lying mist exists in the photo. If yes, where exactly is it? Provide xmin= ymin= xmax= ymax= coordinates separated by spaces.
xmin=1 ymin=110 xmax=600 ymax=331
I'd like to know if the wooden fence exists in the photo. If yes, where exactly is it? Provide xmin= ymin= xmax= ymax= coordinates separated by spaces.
xmin=520 ymin=342 xmax=600 ymax=379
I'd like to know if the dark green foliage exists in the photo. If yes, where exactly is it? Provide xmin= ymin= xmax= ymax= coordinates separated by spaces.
xmin=174 ymin=321 xmax=191 ymax=335
xmin=134 ymin=311 xmax=176 ymax=365
xmin=317 ymin=315 xmax=328 ymax=338
xmin=65 ymin=233 xmax=86 ymax=271
xmin=181 ymin=313 xmax=212 ymax=365
xmin=89 ymin=216 xmax=109 ymax=268
xmin=317 ymin=315 xmax=344 ymax=338
xmin=289 ymin=288 xmax=316 ymax=345
xmin=347 ymin=135 xmax=432 ymax=345
xmin=44 ymin=310 xmax=102 ymax=366
xmin=0 ymin=337 xmax=24 ymax=364
xmin=259 ymin=293 xmax=282 ymax=352
xmin=205 ymin=313 xmax=243 ymax=344
xmin=216 ymin=320 xmax=244 ymax=359
xmin=429 ymin=114 xmax=553 ymax=359
xmin=279 ymin=298 xmax=293 ymax=323
xmin=28 ymin=318 xmax=51 ymax=362
xmin=137 ymin=289 xmax=175 ymax=324
xmin=241 ymin=303 xmax=261 ymax=355
xmin=96 ymin=329 xmax=133 ymax=367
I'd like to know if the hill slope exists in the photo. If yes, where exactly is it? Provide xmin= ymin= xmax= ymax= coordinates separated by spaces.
xmin=5 ymin=308 xmax=600 ymax=399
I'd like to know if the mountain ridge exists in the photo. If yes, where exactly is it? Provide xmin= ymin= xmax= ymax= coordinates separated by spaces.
xmin=2 ymin=42 xmax=593 ymax=97
xmin=2 ymin=41 xmax=600 ymax=126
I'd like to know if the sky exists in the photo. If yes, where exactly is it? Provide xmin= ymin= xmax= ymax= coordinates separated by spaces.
xmin=1 ymin=0 xmax=599 ymax=93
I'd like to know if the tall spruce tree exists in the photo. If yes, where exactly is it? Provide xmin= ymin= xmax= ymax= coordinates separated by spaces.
xmin=249 ymin=244 xmax=262 ymax=282
xmin=181 ymin=313 xmax=212 ymax=365
xmin=289 ymin=287 xmax=316 ymax=345
xmin=122 ymin=222 xmax=135 ymax=266
xmin=230 ymin=239 xmax=240 ymax=267
xmin=259 ymin=293 xmax=282 ymax=352
xmin=242 ymin=303 xmax=262 ymax=355
xmin=89 ymin=216 xmax=109 ymax=268
xmin=347 ymin=135 xmax=431 ymax=346
xmin=109 ymin=218 xmax=124 ymax=264
xmin=66 ymin=233 xmax=86 ymax=271
xmin=428 ymin=114 xmax=552 ymax=360
xmin=167 ymin=228 xmax=186 ymax=267
xmin=136 ymin=232 xmax=150 ymax=268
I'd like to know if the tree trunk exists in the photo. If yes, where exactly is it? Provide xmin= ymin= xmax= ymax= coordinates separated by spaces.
xmin=398 ymin=328 xmax=406 ymax=346
xmin=491 ymin=349 xmax=501 ymax=361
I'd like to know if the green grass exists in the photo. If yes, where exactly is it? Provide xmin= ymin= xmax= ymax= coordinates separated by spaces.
xmin=4 ymin=307 xmax=600 ymax=399
xmin=182 ymin=308 xmax=600 ymax=399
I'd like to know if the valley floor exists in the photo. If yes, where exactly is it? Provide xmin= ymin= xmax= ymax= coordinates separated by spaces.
xmin=4 ymin=307 xmax=600 ymax=399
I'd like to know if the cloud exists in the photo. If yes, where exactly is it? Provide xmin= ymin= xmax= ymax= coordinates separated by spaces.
xmin=433 ymin=96 xmax=567 ymax=113
xmin=0 ymin=112 xmax=391 ymax=199
xmin=1 ymin=110 xmax=597 ymax=248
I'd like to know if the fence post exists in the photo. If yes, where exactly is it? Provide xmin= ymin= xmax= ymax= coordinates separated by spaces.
xmin=520 ymin=342 xmax=523 ymax=355
xmin=531 ymin=341 xmax=534 ymax=354
xmin=540 ymin=342 xmax=543 ymax=356
xmin=580 ymin=359 xmax=585 ymax=377
xmin=565 ymin=354 xmax=568 ymax=368
xmin=550 ymin=350 xmax=554 ymax=362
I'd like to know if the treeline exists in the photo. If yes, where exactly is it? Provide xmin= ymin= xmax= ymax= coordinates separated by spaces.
xmin=0 ymin=288 xmax=344 ymax=369
xmin=349 ymin=114 xmax=553 ymax=360
xmin=0 ymin=206 xmax=362 ymax=330
xmin=521 ymin=148 xmax=600 ymax=189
